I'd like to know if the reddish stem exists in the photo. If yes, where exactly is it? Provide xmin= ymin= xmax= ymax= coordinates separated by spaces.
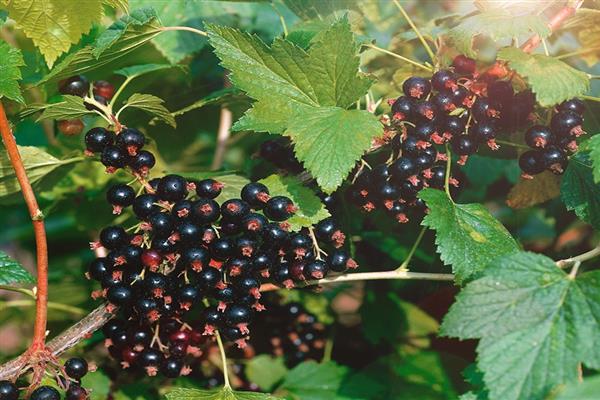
xmin=0 ymin=103 xmax=49 ymax=350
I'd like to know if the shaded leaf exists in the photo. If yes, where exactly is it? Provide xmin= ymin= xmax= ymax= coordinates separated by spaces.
xmin=554 ymin=374 xmax=600 ymax=400
xmin=170 ymin=88 xmax=246 ymax=118
xmin=0 ymin=250 xmax=34 ymax=285
xmin=259 ymin=174 xmax=330 ymax=230
xmin=419 ymin=188 xmax=519 ymax=283
xmin=37 ymin=95 xmax=95 ymax=121
xmin=245 ymin=355 xmax=288 ymax=391
xmin=561 ymin=152 xmax=600 ymax=230
xmin=114 ymin=63 xmax=176 ymax=78
xmin=120 ymin=93 xmax=176 ymax=127
xmin=588 ymin=134 xmax=600 ymax=183
xmin=497 ymin=47 xmax=589 ymax=106
xmin=282 ymin=0 xmax=359 ymax=20
xmin=506 ymin=171 xmax=561 ymax=209
xmin=166 ymin=387 xmax=279 ymax=400
xmin=80 ymin=369 xmax=111 ymax=400
xmin=277 ymin=361 xmax=349 ymax=400
xmin=0 ymin=40 xmax=25 ymax=104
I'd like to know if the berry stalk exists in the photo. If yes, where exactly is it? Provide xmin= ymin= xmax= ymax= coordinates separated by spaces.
xmin=0 ymin=102 xmax=49 ymax=352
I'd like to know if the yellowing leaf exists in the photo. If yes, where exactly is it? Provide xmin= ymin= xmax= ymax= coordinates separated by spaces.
xmin=3 ymin=0 xmax=104 ymax=67
xmin=506 ymin=171 xmax=560 ymax=209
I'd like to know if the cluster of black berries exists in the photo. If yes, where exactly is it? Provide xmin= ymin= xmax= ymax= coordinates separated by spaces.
xmin=56 ymin=75 xmax=115 ymax=136
xmin=519 ymin=98 xmax=585 ymax=178
xmin=0 ymin=357 xmax=90 ymax=400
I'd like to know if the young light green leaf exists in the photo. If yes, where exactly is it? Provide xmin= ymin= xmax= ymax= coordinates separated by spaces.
xmin=93 ymin=7 xmax=162 ymax=57
xmin=0 ymin=40 xmax=25 ymax=104
xmin=588 ymin=134 xmax=600 ymax=183
xmin=245 ymin=355 xmax=288 ymax=391
xmin=561 ymin=152 xmax=600 ymax=230
xmin=277 ymin=361 xmax=349 ymax=399
xmin=37 ymin=95 xmax=95 ymax=121
xmin=103 ymin=0 xmax=129 ymax=13
xmin=554 ymin=374 xmax=600 ymax=400
xmin=0 ymin=250 xmax=34 ymax=285
xmin=259 ymin=174 xmax=330 ymax=230
xmin=119 ymin=93 xmax=176 ymax=128
xmin=282 ymin=0 xmax=359 ymax=20
xmin=285 ymin=107 xmax=381 ymax=193
xmin=207 ymin=18 xmax=373 ymax=133
xmin=114 ymin=63 xmax=176 ymax=79
xmin=2 ymin=0 xmax=104 ymax=67
xmin=441 ymin=251 xmax=600 ymax=400
xmin=418 ymin=188 xmax=519 ymax=283
xmin=166 ymin=387 xmax=280 ymax=400
xmin=497 ymin=47 xmax=590 ymax=107
xmin=447 ymin=11 xmax=550 ymax=57
xmin=37 ymin=7 xmax=162 ymax=85
xmin=0 ymin=146 xmax=82 ymax=199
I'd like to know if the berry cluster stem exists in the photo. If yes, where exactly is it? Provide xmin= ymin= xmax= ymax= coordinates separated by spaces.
xmin=0 ymin=102 xmax=49 ymax=352
xmin=556 ymin=243 xmax=600 ymax=269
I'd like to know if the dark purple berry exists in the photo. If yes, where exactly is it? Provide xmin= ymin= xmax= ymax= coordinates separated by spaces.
xmin=391 ymin=96 xmax=415 ymax=120
xmin=85 ymin=127 xmax=114 ymax=153
xmin=402 ymin=77 xmax=431 ymax=99
xmin=558 ymin=98 xmax=585 ymax=116
xmin=221 ymin=199 xmax=250 ymax=220
xmin=487 ymin=80 xmax=514 ymax=105
xmin=64 ymin=357 xmax=88 ymax=379
xmin=525 ymin=125 xmax=554 ymax=148
xmin=100 ymin=226 xmax=128 ymax=250
xmin=130 ymin=150 xmax=156 ymax=173
xmin=432 ymin=70 xmax=457 ymax=91
xmin=133 ymin=194 xmax=160 ymax=220
xmin=30 ymin=386 xmax=60 ymax=400
xmin=551 ymin=111 xmax=584 ymax=137
xmin=59 ymin=75 xmax=89 ymax=97
xmin=519 ymin=150 xmax=545 ymax=176
xmin=148 ymin=212 xmax=174 ymax=237
xmin=452 ymin=55 xmax=476 ymax=75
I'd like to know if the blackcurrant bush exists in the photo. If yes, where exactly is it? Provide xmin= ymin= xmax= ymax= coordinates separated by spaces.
xmin=472 ymin=97 xmax=499 ymax=121
xmin=452 ymin=55 xmax=476 ymax=75
xmin=263 ymin=223 xmax=289 ymax=245
xmin=414 ymin=122 xmax=436 ymax=142
xmin=139 ymin=349 xmax=163 ymax=367
xmin=487 ymin=80 xmax=514 ymax=105
xmin=106 ymin=183 xmax=135 ymax=210
xmin=471 ymin=122 xmax=497 ymax=144
xmin=390 ymin=96 xmax=415 ymax=120
xmin=181 ymin=247 xmax=209 ymax=271
xmin=451 ymin=135 xmax=478 ymax=155
xmin=107 ymin=284 xmax=134 ymax=305
xmin=176 ymin=221 xmax=202 ymax=244
xmin=196 ymin=178 xmax=223 ymax=199
xmin=433 ymin=91 xmax=455 ymax=112
xmin=211 ymin=238 xmax=234 ymax=261
xmin=199 ymin=267 xmax=223 ymax=289
xmin=431 ymin=70 xmax=457 ymax=91
xmin=172 ymin=200 xmax=193 ymax=221
xmin=519 ymin=150 xmax=545 ymax=176
xmin=59 ymin=75 xmax=89 ymax=97
xmin=242 ymin=213 xmax=268 ymax=234
xmin=558 ymin=98 xmax=585 ymax=116
xmin=161 ymin=358 xmax=183 ymax=378
xmin=133 ymin=194 xmax=160 ymax=220
xmin=85 ymin=127 xmax=114 ymax=153
xmin=64 ymin=357 xmax=88 ymax=379
xmin=191 ymin=198 xmax=220 ymax=224
xmin=241 ymin=182 xmax=270 ymax=208
xmin=148 ymin=212 xmax=174 ymax=237
xmin=550 ymin=111 xmax=583 ymax=137
xmin=0 ymin=381 xmax=18 ymax=400
xmin=221 ymin=199 xmax=251 ymax=220
xmin=30 ymin=386 xmax=60 ymax=400
xmin=264 ymin=196 xmax=296 ymax=221
xmin=389 ymin=157 xmax=417 ymax=180
xmin=326 ymin=250 xmax=351 ymax=273
xmin=100 ymin=226 xmax=128 ymax=250
xmin=402 ymin=76 xmax=431 ymax=99
xmin=101 ymin=145 xmax=127 ymax=170
xmin=415 ymin=100 xmax=437 ymax=121
xmin=305 ymin=260 xmax=329 ymax=279
xmin=157 ymin=175 xmax=189 ymax=202
xmin=542 ymin=146 xmax=568 ymax=174
xmin=88 ymin=257 xmax=110 ymax=281
xmin=116 ymin=128 xmax=145 ymax=156
xmin=130 ymin=150 xmax=156 ymax=174
xmin=525 ymin=125 xmax=554 ymax=148
xmin=225 ymin=304 xmax=253 ymax=325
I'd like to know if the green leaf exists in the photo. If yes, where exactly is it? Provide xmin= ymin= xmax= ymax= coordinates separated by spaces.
xmin=37 ymin=95 xmax=95 ymax=121
xmin=441 ymin=251 xmax=600 ymax=400
xmin=37 ymin=7 xmax=162 ymax=85
xmin=361 ymin=290 xmax=408 ymax=345
xmin=258 ymin=174 xmax=330 ymax=231
xmin=447 ymin=11 xmax=550 ymax=57
xmin=418 ymin=188 xmax=519 ymax=283
xmin=496 ymin=47 xmax=590 ymax=107
xmin=560 ymin=152 xmax=600 ymax=230
xmin=282 ymin=0 xmax=359 ymax=20
xmin=0 ymin=40 xmax=25 ymax=104
xmin=588 ymin=135 xmax=600 ymax=183
xmin=285 ymin=107 xmax=381 ymax=193
xmin=93 ymin=7 xmax=162 ymax=57
xmin=246 ymin=355 xmax=288 ymax=391
xmin=114 ymin=63 xmax=176 ymax=79
xmin=3 ymin=0 xmax=104 ymax=67
xmin=0 ymin=146 xmax=82 ymax=199
xmin=0 ymin=250 xmax=34 ymax=285
xmin=80 ymin=369 xmax=111 ymax=400
xmin=554 ymin=374 xmax=600 ymax=400
xmin=166 ymin=387 xmax=280 ymax=400
xmin=103 ymin=0 xmax=129 ymax=13
xmin=170 ymin=88 xmax=246 ymax=118
xmin=207 ymin=18 xmax=373 ymax=133
xmin=277 ymin=361 xmax=349 ymax=400
xmin=120 ymin=93 xmax=176 ymax=128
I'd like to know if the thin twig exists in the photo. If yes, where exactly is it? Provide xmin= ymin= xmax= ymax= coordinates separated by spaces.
xmin=160 ymin=26 xmax=208 ymax=37
xmin=210 ymin=106 xmax=233 ymax=171
xmin=364 ymin=44 xmax=432 ymax=72
xmin=556 ymin=244 xmax=600 ymax=268
xmin=392 ymin=0 xmax=435 ymax=63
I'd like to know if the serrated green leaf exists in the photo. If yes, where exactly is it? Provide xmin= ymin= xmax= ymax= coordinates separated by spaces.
xmin=246 ymin=355 xmax=288 ymax=391
xmin=208 ymin=18 xmax=373 ymax=133
xmin=441 ymin=251 xmax=600 ymax=400
xmin=418 ymin=188 xmax=519 ymax=283
xmin=447 ymin=11 xmax=550 ymax=57
xmin=93 ymin=7 xmax=162 ymax=57
xmin=37 ymin=7 xmax=162 ymax=85
xmin=258 ymin=174 xmax=330 ymax=230
xmin=3 ymin=0 xmax=104 ymax=67
xmin=114 ymin=63 xmax=175 ymax=79
xmin=0 ymin=146 xmax=82 ymax=199
xmin=554 ymin=374 xmax=600 ymax=400
xmin=560 ymin=152 xmax=600 ymax=230
xmin=285 ymin=107 xmax=381 ymax=193
xmin=497 ymin=47 xmax=589 ymax=107
xmin=282 ymin=0 xmax=359 ymax=20
xmin=0 ymin=40 xmax=25 ymax=104
xmin=0 ymin=250 xmax=34 ymax=285
xmin=588 ymin=135 xmax=600 ymax=183
xmin=277 ymin=361 xmax=349 ymax=400
xmin=37 ymin=95 xmax=95 ymax=121
xmin=170 ymin=88 xmax=246 ymax=118
xmin=120 ymin=93 xmax=175 ymax=128
xmin=166 ymin=387 xmax=280 ymax=400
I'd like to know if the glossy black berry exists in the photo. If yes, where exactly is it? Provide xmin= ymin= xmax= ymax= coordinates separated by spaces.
xmin=88 ymin=257 xmax=110 ymax=281
xmin=225 ymin=304 xmax=253 ymax=325
xmin=221 ymin=199 xmax=251 ymax=220
xmin=161 ymin=358 xmax=183 ymax=378
xmin=389 ymin=157 xmax=417 ymax=180
xmin=30 ymin=386 xmax=60 ymax=400
xmin=391 ymin=96 xmax=415 ymax=120
xmin=220 ymin=219 xmax=241 ymax=236
xmin=402 ymin=77 xmax=431 ymax=99
xmin=100 ymin=226 xmax=128 ymax=250
xmin=191 ymin=198 xmax=220 ymax=224
xmin=450 ymin=86 xmax=469 ymax=106
xmin=203 ymin=306 xmax=223 ymax=326
xmin=215 ymin=285 xmax=236 ymax=303
xmin=519 ymin=150 xmax=545 ymax=176
xmin=433 ymin=91 xmax=456 ymax=112
xmin=234 ymin=275 xmax=260 ymax=293
xmin=305 ymin=260 xmax=329 ymax=279
xmin=133 ymin=194 xmax=160 ymax=220
xmin=181 ymin=247 xmax=209 ymax=270
xmin=451 ymin=135 xmax=478 ymax=155
xmin=472 ymin=97 xmax=499 ymax=121
xmin=107 ymin=184 xmax=135 ymax=207
xmin=59 ymin=75 xmax=89 ymax=97
xmin=442 ymin=116 xmax=465 ymax=136
xmin=272 ymin=261 xmax=292 ymax=285
xmin=264 ymin=196 xmax=296 ymax=221
xmin=172 ymin=200 xmax=193 ymax=221
xmin=427 ymin=165 xmax=447 ymax=188
xmin=414 ymin=122 xmax=436 ymax=142
xmin=472 ymin=122 xmax=497 ymax=143
xmin=415 ymin=100 xmax=437 ymax=121
xmin=452 ymin=55 xmax=476 ymax=75
xmin=107 ymin=284 xmax=134 ymax=305
xmin=400 ymin=136 xmax=420 ymax=157
xmin=525 ymin=125 xmax=554 ymax=148
xmin=241 ymin=182 xmax=270 ymax=209
xmin=101 ymin=145 xmax=127 ymax=169
xmin=116 ymin=128 xmax=145 ymax=155
xmin=152 ymin=235 xmax=178 ymax=254
xmin=558 ymin=98 xmax=585 ymax=116
xmin=0 ymin=381 xmax=18 ymax=400
xmin=211 ymin=238 xmax=234 ymax=261
xmin=542 ymin=146 xmax=568 ymax=173
xmin=551 ymin=111 xmax=583 ymax=137
xmin=242 ymin=213 xmax=268 ymax=234
xmin=263 ymin=223 xmax=289 ymax=245
xmin=157 ymin=175 xmax=189 ymax=202
xmin=199 ymin=267 xmax=222 ymax=289
xmin=102 ymin=319 xmax=125 ymax=337
xmin=148 ymin=212 xmax=174 ymax=237
xmin=85 ymin=127 xmax=114 ymax=153
xmin=177 ymin=284 xmax=201 ymax=305
xmin=64 ymin=357 xmax=88 ymax=379
xmin=176 ymin=221 xmax=201 ymax=244
xmin=414 ymin=151 xmax=435 ymax=171
xmin=130 ymin=150 xmax=156 ymax=173
xmin=315 ymin=218 xmax=338 ymax=241
xmin=328 ymin=250 xmax=353 ymax=272
xmin=66 ymin=383 xmax=87 ymax=400
xmin=196 ymin=179 xmax=223 ymax=199
xmin=431 ymin=70 xmax=456 ymax=91
xmin=140 ymin=349 xmax=163 ymax=367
